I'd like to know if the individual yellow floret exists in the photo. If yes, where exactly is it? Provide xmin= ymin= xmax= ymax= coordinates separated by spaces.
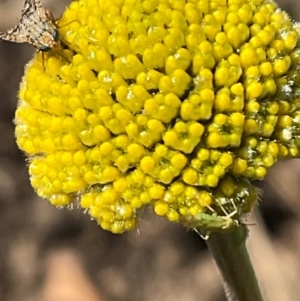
xmin=194 ymin=68 xmax=214 ymax=90
xmin=79 ymin=87 xmax=113 ymax=115
xmin=99 ymin=103 xmax=133 ymax=134
xmin=244 ymin=100 xmax=279 ymax=137
xmin=97 ymin=70 xmax=128 ymax=92
xmin=240 ymin=46 xmax=260 ymax=68
xmin=245 ymin=82 xmax=263 ymax=100
xmin=49 ymin=194 xmax=74 ymax=207
xmin=144 ymin=93 xmax=181 ymax=123
xmin=202 ymin=13 xmax=221 ymax=42
xmin=87 ymin=150 xmax=120 ymax=181
xmin=83 ymin=188 xmax=138 ymax=234
xmin=235 ymin=137 xmax=280 ymax=179
xmin=186 ymin=24 xmax=206 ymax=53
xmin=214 ymin=84 xmax=244 ymax=113
xmin=159 ymin=69 xmax=192 ymax=96
xmin=214 ymin=54 xmax=242 ymax=87
xmin=140 ymin=144 xmax=187 ymax=184
xmin=165 ymin=48 xmax=192 ymax=74
xmin=143 ymin=43 xmax=169 ymax=70
xmin=192 ymin=41 xmax=216 ymax=73
xmin=205 ymin=113 xmax=245 ymax=148
xmin=163 ymin=121 xmax=204 ymax=154
xmin=183 ymin=149 xmax=234 ymax=187
xmin=224 ymin=22 xmax=250 ymax=49
xmin=116 ymin=84 xmax=151 ymax=113
xmin=164 ymin=27 xmax=186 ymax=51
xmin=213 ymin=175 xmax=258 ymax=215
xmin=126 ymin=115 xmax=165 ymax=147
xmin=212 ymin=32 xmax=233 ymax=62
xmin=274 ymin=112 xmax=300 ymax=149
xmin=275 ymin=71 xmax=300 ymax=112
xmin=136 ymin=69 xmax=164 ymax=91
xmin=180 ymin=88 xmax=215 ymax=120
xmin=79 ymin=119 xmax=111 ymax=147
xmin=97 ymin=135 xmax=146 ymax=172
xmin=113 ymin=169 xmax=156 ymax=209
xmin=158 ymin=181 xmax=213 ymax=221
xmin=114 ymin=54 xmax=146 ymax=79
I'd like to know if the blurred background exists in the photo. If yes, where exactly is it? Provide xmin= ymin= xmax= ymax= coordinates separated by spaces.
xmin=0 ymin=0 xmax=300 ymax=300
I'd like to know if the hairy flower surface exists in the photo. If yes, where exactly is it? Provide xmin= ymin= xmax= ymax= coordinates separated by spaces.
xmin=15 ymin=0 xmax=300 ymax=233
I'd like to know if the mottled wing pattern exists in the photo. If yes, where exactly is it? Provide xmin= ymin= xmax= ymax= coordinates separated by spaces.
xmin=0 ymin=0 xmax=57 ymax=49
xmin=0 ymin=0 xmax=40 ymax=44
xmin=22 ymin=0 xmax=48 ymax=19
xmin=0 ymin=24 xmax=27 ymax=43
xmin=24 ymin=0 xmax=43 ymax=10
xmin=22 ymin=0 xmax=39 ymax=14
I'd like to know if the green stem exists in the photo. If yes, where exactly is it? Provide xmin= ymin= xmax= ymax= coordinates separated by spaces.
xmin=205 ymin=225 xmax=264 ymax=301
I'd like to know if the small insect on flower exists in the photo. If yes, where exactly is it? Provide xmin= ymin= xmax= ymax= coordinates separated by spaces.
xmin=193 ymin=212 xmax=241 ymax=240
xmin=0 ymin=0 xmax=60 ymax=52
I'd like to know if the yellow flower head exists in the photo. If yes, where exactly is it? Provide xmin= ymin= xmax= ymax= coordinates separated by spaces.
xmin=15 ymin=0 xmax=300 ymax=233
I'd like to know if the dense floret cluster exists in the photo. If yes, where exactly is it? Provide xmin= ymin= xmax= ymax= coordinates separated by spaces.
xmin=15 ymin=0 xmax=300 ymax=233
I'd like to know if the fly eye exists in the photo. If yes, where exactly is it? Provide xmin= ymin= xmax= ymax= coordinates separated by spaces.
xmin=53 ymin=29 xmax=59 ymax=42
xmin=39 ymin=45 xmax=51 ymax=52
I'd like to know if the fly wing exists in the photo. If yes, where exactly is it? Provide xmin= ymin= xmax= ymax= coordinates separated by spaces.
xmin=0 ymin=0 xmax=56 ymax=48
xmin=0 ymin=0 xmax=39 ymax=43
xmin=22 ymin=0 xmax=43 ymax=14
xmin=0 ymin=0 xmax=40 ymax=44
xmin=0 ymin=25 xmax=27 ymax=43
xmin=22 ymin=0 xmax=49 ymax=19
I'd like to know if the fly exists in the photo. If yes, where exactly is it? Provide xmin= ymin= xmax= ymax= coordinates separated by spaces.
xmin=0 ymin=0 xmax=60 ymax=52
